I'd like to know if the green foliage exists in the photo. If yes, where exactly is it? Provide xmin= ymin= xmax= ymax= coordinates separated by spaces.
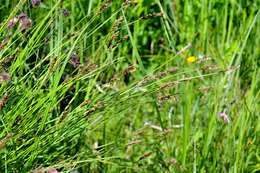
xmin=0 ymin=0 xmax=259 ymax=172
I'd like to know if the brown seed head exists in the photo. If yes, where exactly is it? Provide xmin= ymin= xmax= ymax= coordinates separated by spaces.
xmin=0 ymin=72 xmax=11 ymax=83
xmin=7 ymin=17 xmax=18 ymax=29
xmin=69 ymin=53 xmax=80 ymax=67
xmin=18 ymin=13 xmax=32 ymax=31
xmin=31 ymin=0 xmax=41 ymax=7
xmin=0 ymin=94 xmax=9 ymax=110
xmin=62 ymin=9 xmax=70 ymax=17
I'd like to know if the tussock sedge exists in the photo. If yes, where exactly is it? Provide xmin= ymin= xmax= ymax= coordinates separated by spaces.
xmin=0 ymin=0 xmax=259 ymax=172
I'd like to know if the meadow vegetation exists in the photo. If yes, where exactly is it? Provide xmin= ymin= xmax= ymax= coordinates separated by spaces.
xmin=0 ymin=0 xmax=259 ymax=172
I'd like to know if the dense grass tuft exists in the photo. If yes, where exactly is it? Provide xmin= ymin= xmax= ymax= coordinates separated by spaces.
xmin=0 ymin=0 xmax=259 ymax=172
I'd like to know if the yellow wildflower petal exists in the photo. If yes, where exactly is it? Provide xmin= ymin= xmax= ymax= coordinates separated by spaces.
xmin=187 ymin=56 xmax=197 ymax=63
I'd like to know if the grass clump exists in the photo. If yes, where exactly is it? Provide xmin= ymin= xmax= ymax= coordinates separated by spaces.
xmin=0 ymin=0 xmax=259 ymax=172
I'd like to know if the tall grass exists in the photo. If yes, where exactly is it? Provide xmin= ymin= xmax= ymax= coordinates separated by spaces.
xmin=0 ymin=0 xmax=259 ymax=172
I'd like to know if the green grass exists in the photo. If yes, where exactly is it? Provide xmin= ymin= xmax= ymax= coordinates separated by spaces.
xmin=0 ymin=0 xmax=259 ymax=172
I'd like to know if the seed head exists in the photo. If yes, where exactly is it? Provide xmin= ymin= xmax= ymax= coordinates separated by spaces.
xmin=218 ymin=111 xmax=230 ymax=124
xmin=0 ymin=93 xmax=9 ymax=110
xmin=62 ymin=9 xmax=70 ymax=17
xmin=17 ymin=13 xmax=27 ymax=20
xmin=31 ymin=0 xmax=41 ymax=7
xmin=47 ymin=168 xmax=59 ymax=173
xmin=7 ymin=17 xmax=18 ymax=28
xmin=0 ymin=71 xmax=11 ymax=83
xmin=69 ymin=53 xmax=80 ymax=67
xmin=0 ymin=37 xmax=10 ymax=50
xmin=123 ymin=65 xmax=136 ymax=75
xmin=18 ymin=13 xmax=32 ymax=31
xmin=99 ymin=0 xmax=112 ymax=13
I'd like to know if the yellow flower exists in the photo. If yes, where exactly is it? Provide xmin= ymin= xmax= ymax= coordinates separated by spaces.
xmin=187 ymin=56 xmax=197 ymax=63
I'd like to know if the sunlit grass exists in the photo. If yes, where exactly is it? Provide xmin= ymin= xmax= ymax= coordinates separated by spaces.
xmin=0 ymin=0 xmax=259 ymax=172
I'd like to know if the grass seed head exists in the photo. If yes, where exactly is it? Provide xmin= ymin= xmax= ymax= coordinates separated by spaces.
xmin=70 ymin=53 xmax=80 ymax=67
xmin=123 ymin=65 xmax=136 ymax=75
xmin=138 ymin=152 xmax=153 ymax=161
xmin=0 ymin=93 xmax=9 ymax=110
xmin=7 ymin=17 xmax=18 ymax=29
xmin=99 ymin=0 xmax=112 ymax=14
xmin=62 ymin=9 xmax=70 ymax=17
xmin=0 ymin=133 xmax=13 ymax=149
xmin=18 ymin=13 xmax=32 ymax=31
xmin=123 ymin=0 xmax=137 ymax=7
xmin=31 ymin=0 xmax=41 ymax=7
xmin=139 ymin=12 xmax=163 ymax=20
xmin=218 ymin=111 xmax=230 ymax=124
xmin=47 ymin=168 xmax=59 ymax=173
xmin=0 ymin=71 xmax=11 ymax=83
